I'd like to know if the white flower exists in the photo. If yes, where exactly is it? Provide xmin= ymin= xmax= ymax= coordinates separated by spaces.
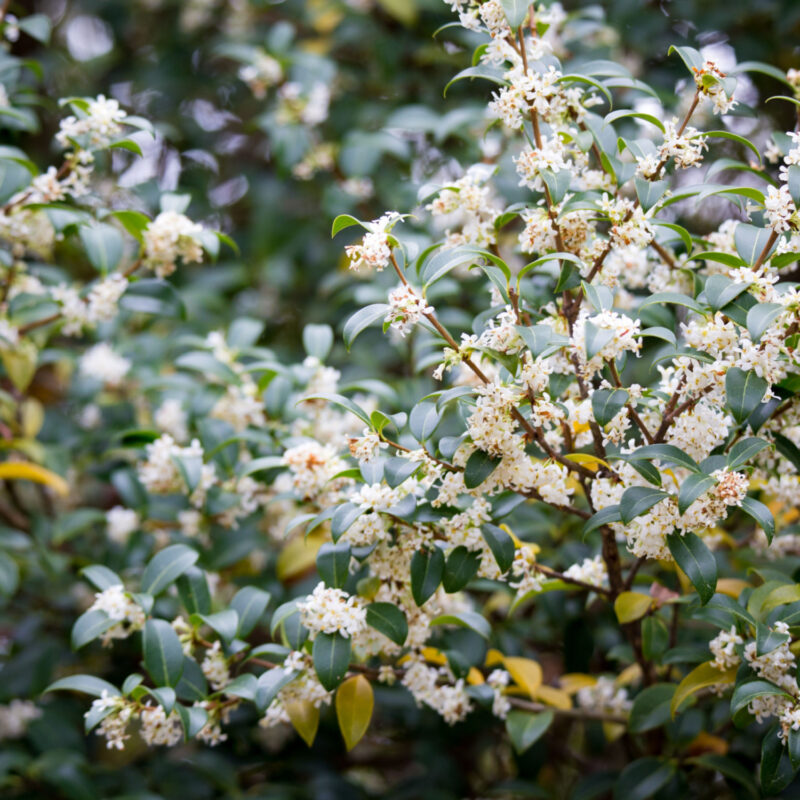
xmin=106 ymin=506 xmax=139 ymax=544
xmin=298 ymin=582 xmax=367 ymax=639
xmin=87 ymin=274 xmax=127 ymax=324
xmin=154 ymin=398 xmax=189 ymax=442
xmin=0 ymin=700 xmax=41 ymax=740
xmin=385 ymin=284 xmax=433 ymax=337
xmin=201 ymin=641 xmax=231 ymax=691
xmin=56 ymin=95 xmax=127 ymax=150
xmin=138 ymin=434 xmax=206 ymax=495
xmin=79 ymin=342 xmax=131 ymax=386
xmin=139 ymin=704 xmax=183 ymax=747
xmin=142 ymin=210 xmax=204 ymax=278
xmin=88 ymin=585 xmax=146 ymax=644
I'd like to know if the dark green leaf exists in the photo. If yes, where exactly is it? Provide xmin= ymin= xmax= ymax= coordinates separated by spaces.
xmin=667 ymin=532 xmax=717 ymax=605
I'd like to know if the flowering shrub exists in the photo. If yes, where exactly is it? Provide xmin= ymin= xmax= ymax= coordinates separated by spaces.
xmin=7 ymin=0 xmax=800 ymax=798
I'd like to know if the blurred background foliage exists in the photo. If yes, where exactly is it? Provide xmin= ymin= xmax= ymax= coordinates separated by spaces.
xmin=2 ymin=1 xmax=800 ymax=798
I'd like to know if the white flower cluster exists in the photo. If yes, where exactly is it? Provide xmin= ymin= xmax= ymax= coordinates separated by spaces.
xmin=142 ymin=211 xmax=205 ymax=278
xmin=385 ymin=284 xmax=434 ymax=337
xmin=88 ymin=584 xmax=146 ymax=644
xmin=56 ymin=95 xmax=128 ymax=150
xmin=297 ymin=582 xmax=367 ymax=639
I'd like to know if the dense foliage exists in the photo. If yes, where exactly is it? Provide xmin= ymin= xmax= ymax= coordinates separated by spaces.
xmin=5 ymin=1 xmax=800 ymax=799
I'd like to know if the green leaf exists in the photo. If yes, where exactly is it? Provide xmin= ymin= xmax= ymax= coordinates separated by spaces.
xmin=619 ymin=487 xmax=669 ymax=525
xmin=540 ymin=169 xmax=571 ymax=204
xmin=317 ymin=542 xmax=352 ymax=589
xmin=365 ymin=602 xmax=408 ymax=646
xmin=330 ymin=502 xmax=363 ymax=543
xmin=505 ymin=710 xmax=553 ymax=754
xmin=634 ymin=176 xmax=669 ymax=210
xmin=735 ymin=223 xmax=775 ymax=266
xmin=302 ymin=324 xmax=333 ymax=361
xmin=678 ymin=472 xmax=716 ymax=515
xmin=231 ymin=586 xmax=271 ymax=637
xmin=746 ymin=303 xmax=783 ymax=342
xmin=628 ymin=684 xmax=675 ymax=732
xmin=343 ymin=304 xmax=389 ymax=350
xmin=177 ymin=704 xmax=208 ymax=739
xmin=464 ymin=449 xmax=501 ymax=489
xmin=626 ymin=444 xmax=701 ymax=473
xmin=668 ymin=45 xmax=704 ymax=73
xmin=740 ymin=496 xmax=775 ymax=543
xmin=81 ymin=565 xmax=122 ymax=591
xmin=725 ymin=367 xmax=768 ymax=424
xmin=410 ymin=547 xmax=444 ymax=606
xmin=312 ymin=632 xmax=351 ymax=691
xmin=120 ymin=278 xmax=186 ymax=318
xmin=606 ymin=110 xmax=665 ymax=133
xmin=71 ymin=609 xmax=117 ymax=649
xmin=727 ymin=437 xmax=770 ymax=470
xmin=175 ymin=351 xmax=239 ymax=383
xmin=703 ymin=275 xmax=749 ymax=311
xmin=642 ymin=616 xmax=669 ymax=661
xmin=221 ymin=673 xmax=257 ymax=701
xmin=731 ymin=680 xmax=792 ymax=715
xmin=143 ymin=619 xmax=185 ymax=687
xmin=430 ymin=611 xmax=491 ymax=639
xmin=409 ymin=402 xmax=442 ymax=442
xmin=584 ymin=320 xmax=615 ymax=361
xmin=667 ymin=532 xmax=717 ymax=605
xmin=46 ymin=675 xmax=120 ymax=698
xmin=78 ymin=222 xmax=124 ymax=273
xmin=444 ymin=65 xmax=507 ymax=97
xmin=331 ymin=214 xmax=362 ymax=237
xmin=302 ymin=393 xmax=371 ymax=427
xmin=176 ymin=567 xmax=212 ymax=616
xmin=141 ymin=544 xmax=199 ymax=596
xmin=481 ymin=523 xmax=515 ymax=573
xmin=592 ymin=389 xmax=629 ymax=426
xmin=702 ymin=131 xmax=761 ymax=164
xmin=442 ymin=546 xmax=481 ymax=592
xmin=582 ymin=505 xmax=621 ymax=536
xmin=195 ymin=610 xmax=239 ymax=643
xmin=255 ymin=667 xmax=298 ymax=712
xmin=500 ymin=0 xmax=529 ymax=29
xmin=18 ymin=14 xmax=52 ymax=43
xmin=761 ymin=724 xmax=795 ymax=794
xmin=614 ymin=757 xmax=676 ymax=800
xmin=638 ymin=291 xmax=705 ymax=314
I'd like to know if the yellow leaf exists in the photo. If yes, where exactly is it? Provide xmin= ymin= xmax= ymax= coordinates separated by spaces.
xmin=613 ymin=591 xmax=653 ymax=624
xmin=716 ymin=578 xmax=750 ymax=599
xmin=0 ymin=461 xmax=68 ymax=496
xmin=534 ymin=685 xmax=572 ymax=710
xmin=615 ymin=663 xmax=642 ymax=687
xmin=276 ymin=529 xmax=326 ymax=581
xmin=687 ymin=730 xmax=728 ymax=756
xmin=467 ymin=668 xmax=484 ymax=685
xmin=285 ymin=699 xmax=320 ymax=747
xmin=421 ymin=646 xmax=447 ymax=666
xmin=504 ymin=656 xmax=542 ymax=699
xmin=21 ymin=399 xmax=44 ymax=439
xmin=671 ymin=662 xmax=737 ymax=718
xmin=376 ymin=0 xmax=417 ymax=25
xmin=1 ymin=340 xmax=37 ymax=392
xmin=564 ymin=452 xmax=609 ymax=471
xmin=602 ymin=721 xmax=626 ymax=741
xmin=484 ymin=648 xmax=505 ymax=668
xmin=335 ymin=675 xmax=373 ymax=751
xmin=761 ymin=583 xmax=800 ymax=613
xmin=559 ymin=673 xmax=596 ymax=694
